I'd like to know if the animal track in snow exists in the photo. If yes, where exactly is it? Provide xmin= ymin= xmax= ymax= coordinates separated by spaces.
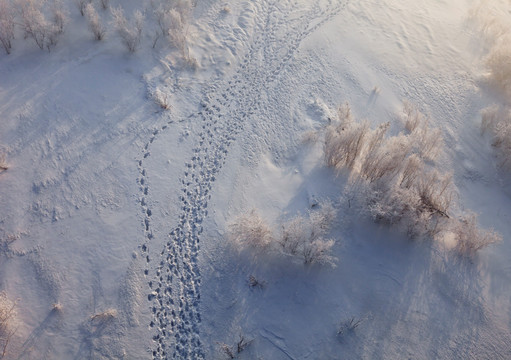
xmin=138 ymin=1 xmax=348 ymax=359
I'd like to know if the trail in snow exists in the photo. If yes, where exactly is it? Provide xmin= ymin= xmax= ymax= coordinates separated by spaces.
xmin=137 ymin=1 xmax=347 ymax=358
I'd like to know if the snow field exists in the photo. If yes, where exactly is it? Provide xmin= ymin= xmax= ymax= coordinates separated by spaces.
xmin=0 ymin=0 xmax=510 ymax=359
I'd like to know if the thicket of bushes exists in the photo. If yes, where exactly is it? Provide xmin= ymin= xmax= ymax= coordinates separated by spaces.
xmin=472 ymin=1 xmax=511 ymax=170
xmin=228 ymin=201 xmax=338 ymax=266
xmin=323 ymin=101 xmax=500 ymax=255
xmin=0 ymin=0 xmax=196 ymax=58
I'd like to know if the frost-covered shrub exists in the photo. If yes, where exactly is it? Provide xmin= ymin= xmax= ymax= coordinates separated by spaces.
xmin=84 ymin=3 xmax=104 ymax=41
xmin=248 ymin=275 xmax=265 ymax=289
xmin=452 ymin=212 xmax=501 ymax=256
xmin=90 ymin=308 xmax=117 ymax=323
xmin=152 ymin=0 xmax=193 ymax=59
xmin=487 ymin=41 xmax=511 ymax=97
xmin=360 ymin=133 xmax=410 ymax=184
xmin=401 ymin=100 xmax=422 ymax=133
xmin=19 ymin=0 xmax=48 ymax=49
xmin=337 ymin=316 xmax=365 ymax=337
xmin=471 ymin=1 xmax=511 ymax=98
xmin=280 ymin=201 xmax=338 ymax=266
xmin=111 ymin=7 xmax=144 ymax=53
xmin=279 ymin=216 xmax=307 ymax=256
xmin=399 ymin=154 xmax=423 ymax=189
xmin=100 ymin=0 xmax=109 ymax=10
xmin=0 ymin=292 xmax=16 ymax=359
xmin=229 ymin=202 xmax=338 ymax=266
xmin=0 ymin=0 xmax=15 ymax=55
xmin=400 ymin=101 xmax=443 ymax=161
xmin=18 ymin=0 xmax=61 ymax=51
xmin=324 ymin=103 xmax=369 ymax=171
xmin=0 ymin=151 xmax=7 ymax=172
xmin=76 ymin=0 xmax=91 ymax=16
xmin=416 ymin=170 xmax=452 ymax=218
xmin=51 ymin=0 xmax=68 ymax=34
xmin=152 ymin=88 xmax=171 ymax=110
xmin=481 ymin=105 xmax=511 ymax=169
xmin=302 ymin=129 xmax=319 ymax=144
xmin=217 ymin=334 xmax=253 ymax=359
xmin=302 ymin=238 xmax=336 ymax=265
xmin=326 ymin=101 xmax=453 ymax=239
xmin=228 ymin=210 xmax=273 ymax=252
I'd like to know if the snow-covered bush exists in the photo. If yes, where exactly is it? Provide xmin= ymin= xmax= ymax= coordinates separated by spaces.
xmin=337 ymin=316 xmax=365 ymax=337
xmin=322 ymin=101 xmax=502 ymax=250
xmin=278 ymin=201 xmax=338 ymax=265
xmin=84 ymin=3 xmax=104 ymax=41
xmin=0 ymin=151 xmax=7 ymax=172
xmin=302 ymin=238 xmax=336 ymax=265
xmin=111 ymin=7 xmax=144 ymax=53
xmin=51 ymin=0 xmax=68 ymax=34
xmin=416 ymin=169 xmax=452 ymax=218
xmin=471 ymin=3 xmax=511 ymax=170
xmin=325 ymin=102 xmax=454 ymax=239
xmin=217 ymin=334 xmax=253 ymax=359
xmin=452 ymin=212 xmax=502 ymax=257
xmin=400 ymin=101 xmax=443 ymax=161
xmin=359 ymin=132 xmax=409 ymax=184
xmin=90 ymin=308 xmax=117 ymax=322
xmin=247 ymin=275 xmax=265 ymax=289
xmin=471 ymin=1 xmax=511 ymax=98
xmin=229 ymin=202 xmax=338 ymax=266
xmin=18 ymin=0 xmax=61 ymax=51
xmin=324 ymin=103 xmax=369 ymax=171
xmin=99 ymin=0 xmax=109 ymax=10
xmin=76 ymin=0 xmax=91 ymax=16
xmin=19 ymin=0 xmax=47 ymax=49
xmin=152 ymin=0 xmax=193 ymax=60
xmin=228 ymin=210 xmax=273 ymax=252
xmin=401 ymin=100 xmax=422 ymax=133
xmin=0 ymin=0 xmax=15 ymax=55
xmin=52 ymin=302 xmax=63 ymax=313
xmin=481 ymin=105 xmax=511 ymax=169
xmin=0 ymin=292 xmax=16 ymax=359
xmin=301 ymin=129 xmax=319 ymax=144
xmin=277 ymin=201 xmax=337 ymax=265
xmin=152 ymin=88 xmax=171 ymax=110
xmin=280 ymin=216 xmax=308 ymax=256
xmin=487 ymin=42 xmax=511 ymax=97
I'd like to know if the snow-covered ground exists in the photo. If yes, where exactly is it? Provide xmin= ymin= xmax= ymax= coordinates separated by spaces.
xmin=1 ymin=0 xmax=510 ymax=359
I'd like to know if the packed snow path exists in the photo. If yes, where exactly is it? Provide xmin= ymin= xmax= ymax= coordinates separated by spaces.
xmin=138 ymin=1 xmax=346 ymax=358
